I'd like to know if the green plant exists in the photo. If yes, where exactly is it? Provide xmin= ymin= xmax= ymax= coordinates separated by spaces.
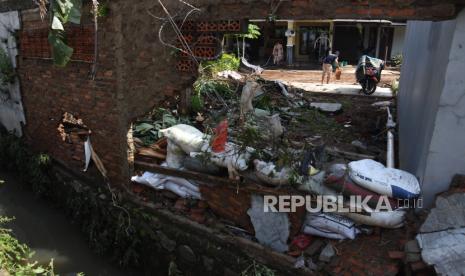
xmin=49 ymin=0 xmax=83 ymax=67
xmin=0 ymin=216 xmax=56 ymax=275
xmin=392 ymin=54 xmax=402 ymax=67
xmin=241 ymin=261 xmax=275 ymax=276
xmin=391 ymin=79 xmax=400 ymax=95
xmin=201 ymin=53 xmax=240 ymax=76
xmin=0 ymin=47 xmax=15 ymax=85
xmin=133 ymin=108 xmax=185 ymax=145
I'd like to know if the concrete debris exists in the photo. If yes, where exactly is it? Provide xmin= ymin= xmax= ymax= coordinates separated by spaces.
xmin=319 ymin=244 xmax=335 ymax=263
xmin=416 ymin=185 xmax=465 ymax=275
xmin=247 ymin=195 xmax=289 ymax=253
xmin=310 ymin=102 xmax=342 ymax=113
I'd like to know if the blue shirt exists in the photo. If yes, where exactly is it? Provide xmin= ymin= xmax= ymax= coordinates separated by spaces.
xmin=323 ymin=54 xmax=338 ymax=64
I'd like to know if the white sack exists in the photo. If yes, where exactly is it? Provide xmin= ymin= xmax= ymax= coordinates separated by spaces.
xmin=240 ymin=80 xmax=261 ymax=114
xmin=131 ymin=168 xmax=201 ymax=199
xmin=254 ymin=160 xmax=290 ymax=186
xmin=160 ymin=124 xmax=209 ymax=154
xmin=192 ymin=142 xmax=254 ymax=171
xmin=303 ymin=212 xmax=360 ymax=240
xmin=348 ymin=159 xmax=420 ymax=199
xmin=344 ymin=209 xmax=406 ymax=229
xmin=166 ymin=139 xmax=186 ymax=169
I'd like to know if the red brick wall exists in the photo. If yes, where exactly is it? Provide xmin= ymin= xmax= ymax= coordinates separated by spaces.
xmin=18 ymin=7 xmax=130 ymax=184
xmin=15 ymin=0 xmax=464 ymax=188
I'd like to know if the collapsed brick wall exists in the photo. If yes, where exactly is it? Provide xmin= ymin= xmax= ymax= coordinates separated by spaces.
xmin=15 ymin=0 xmax=465 ymax=188
xmin=18 ymin=7 xmax=131 ymax=184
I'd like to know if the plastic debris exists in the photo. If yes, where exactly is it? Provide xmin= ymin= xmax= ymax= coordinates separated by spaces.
xmin=302 ymin=212 xmax=360 ymax=240
xmin=247 ymin=195 xmax=289 ymax=253
xmin=240 ymin=80 xmax=261 ymax=115
xmin=348 ymin=159 xmax=421 ymax=199
xmin=319 ymin=244 xmax=335 ymax=262
xmin=131 ymin=167 xmax=201 ymax=199
xmin=217 ymin=70 xmax=243 ymax=80
xmin=310 ymin=102 xmax=342 ymax=113
xmin=254 ymin=160 xmax=291 ymax=186
xmin=160 ymin=124 xmax=209 ymax=154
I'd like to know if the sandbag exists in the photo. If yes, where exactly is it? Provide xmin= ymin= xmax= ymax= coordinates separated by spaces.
xmin=160 ymin=124 xmax=209 ymax=154
xmin=192 ymin=142 xmax=254 ymax=171
xmin=131 ymin=168 xmax=201 ymax=199
xmin=166 ymin=139 xmax=185 ymax=169
xmin=344 ymin=209 xmax=406 ymax=229
xmin=303 ymin=212 xmax=360 ymax=240
xmin=325 ymin=171 xmax=399 ymax=209
xmin=254 ymin=160 xmax=290 ymax=186
xmin=348 ymin=159 xmax=420 ymax=199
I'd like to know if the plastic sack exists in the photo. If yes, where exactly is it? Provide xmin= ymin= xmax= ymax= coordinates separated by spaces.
xmin=302 ymin=212 xmax=360 ymax=240
xmin=131 ymin=168 xmax=201 ymax=199
xmin=325 ymin=165 xmax=399 ymax=209
xmin=344 ymin=209 xmax=406 ymax=229
xmin=348 ymin=159 xmax=420 ymax=199
xmin=240 ymin=80 xmax=261 ymax=114
xmin=160 ymin=124 xmax=209 ymax=154
xmin=192 ymin=142 xmax=254 ymax=172
xmin=165 ymin=139 xmax=186 ymax=169
xmin=254 ymin=160 xmax=290 ymax=186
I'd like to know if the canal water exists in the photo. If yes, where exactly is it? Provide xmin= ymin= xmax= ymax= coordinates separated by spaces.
xmin=0 ymin=171 xmax=132 ymax=276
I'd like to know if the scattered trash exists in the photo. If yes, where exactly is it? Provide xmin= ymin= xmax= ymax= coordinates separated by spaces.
xmin=371 ymin=100 xmax=393 ymax=107
xmin=160 ymin=124 xmax=209 ymax=154
xmin=344 ymin=209 xmax=406 ymax=229
xmin=291 ymin=234 xmax=312 ymax=251
xmin=319 ymin=243 xmax=335 ymax=262
xmin=241 ymin=57 xmax=264 ymax=74
xmin=217 ymin=70 xmax=243 ymax=80
xmin=254 ymin=160 xmax=291 ymax=186
xmin=348 ymin=159 xmax=421 ymax=199
xmin=241 ymin=80 xmax=262 ymax=115
xmin=302 ymin=212 xmax=360 ymax=240
xmin=310 ymin=102 xmax=342 ymax=113
xmin=166 ymin=139 xmax=185 ymax=169
xmin=247 ymin=195 xmax=289 ymax=253
xmin=132 ymin=168 xmax=201 ymax=199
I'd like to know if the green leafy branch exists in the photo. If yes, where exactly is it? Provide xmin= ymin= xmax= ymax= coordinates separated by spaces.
xmin=48 ymin=0 xmax=82 ymax=67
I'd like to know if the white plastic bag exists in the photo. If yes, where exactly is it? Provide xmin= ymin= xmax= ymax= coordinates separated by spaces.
xmin=240 ymin=80 xmax=261 ymax=114
xmin=303 ymin=212 xmax=360 ymax=240
xmin=166 ymin=139 xmax=186 ymax=169
xmin=344 ymin=209 xmax=406 ymax=229
xmin=131 ymin=166 xmax=202 ymax=199
xmin=254 ymin=160 xmax=290 ymax=186
xmin=192 ymin=142 xmax=254 ymax=172
xmin=348 ymin=159 xmax=420 ymax=199
xmin=160 ymin=124 xmax=209 ymax=154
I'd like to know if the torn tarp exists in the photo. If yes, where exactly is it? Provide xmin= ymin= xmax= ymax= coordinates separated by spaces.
xmin=247 ymin=195 xmax=289 ymax=253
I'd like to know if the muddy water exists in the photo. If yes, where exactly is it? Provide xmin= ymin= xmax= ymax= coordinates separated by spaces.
xmin=0 ymin=171 xmax=132 ymax=276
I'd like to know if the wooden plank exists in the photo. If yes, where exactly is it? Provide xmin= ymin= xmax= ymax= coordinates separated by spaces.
xmin=134 ymin=160 xmax=238 ymax=186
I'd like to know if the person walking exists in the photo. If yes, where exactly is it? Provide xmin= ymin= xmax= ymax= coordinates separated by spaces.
xmin=321 ymin=51 xmax=340 ymax=84
xmin=272 ymin=41 xmax=284 ymax=65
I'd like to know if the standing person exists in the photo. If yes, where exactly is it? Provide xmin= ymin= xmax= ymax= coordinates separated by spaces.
xmin=321 ymin=51 xmax=340 ymax=84
xmin=272 ymin=41 xmax=284 ymax=65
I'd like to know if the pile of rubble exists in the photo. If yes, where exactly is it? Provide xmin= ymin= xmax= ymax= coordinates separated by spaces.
xmin=129 ymin=66 xmax=425 ymax=272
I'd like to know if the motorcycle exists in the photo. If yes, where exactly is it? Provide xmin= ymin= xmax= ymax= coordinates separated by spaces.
xmin=356 ymin=55 xmax=385 ymax=95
